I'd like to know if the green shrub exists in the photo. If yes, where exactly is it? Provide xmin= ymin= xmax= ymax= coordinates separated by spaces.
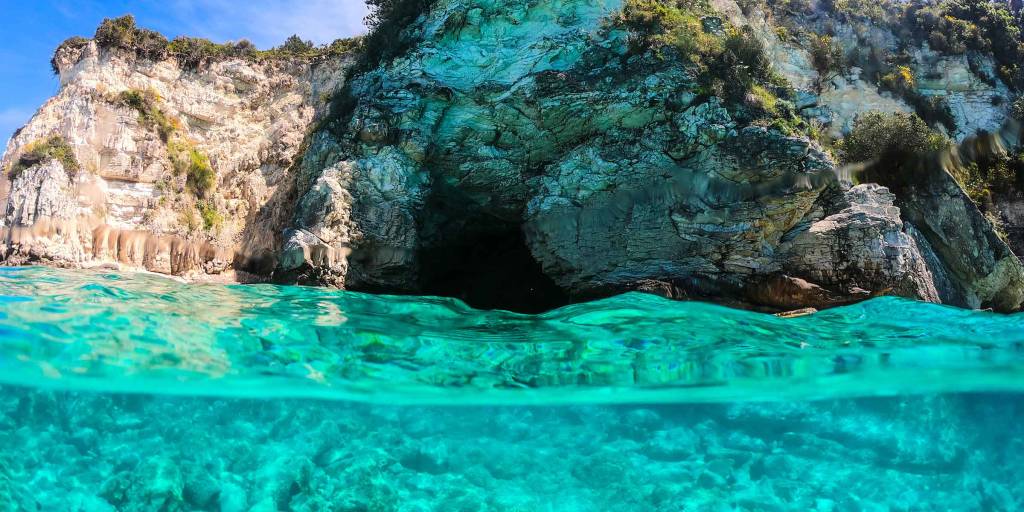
xmin=949 ymin=146 xmax=1024 ymax=205
xmin=183 ymin=148 xmax=216 ymax=198
xmin=94 ymin=15 xmax=137 ymax=47
xmin=619 ymin=0 xmax=722 ymax=62
xmin=275 ymin=35 xmax=316 ymax=56
xmin=876 ymin=63 xmax=956 ymax=132
xmin=94 ymin=15 xmax=168 ymax=60
xmin=51 ymin=36 xmax=90 ymax=74
xmin=357 ymin=0 xmax=438 ymax=73
xmin=7 ymin=135 xmax=80 ymax=179
xmin=808 ymin=34 xmax=846 ymax=81
xmin=197 ymin=201 xmax=222 ymax=230
xmin=81 ymin=15 xmax=360 ymax=72
xmin=837 ymin=111 xmax=949 ymax=164
xmin=701 ymin=26 xmax=774 ymax=106
xmin=114 ymin=89 xmax=177 ymax=141
xmin=824 ymin=0 xmax=902 ymax=24
xmin=879 ymin=64 xmax=916 ymax=94
xmin=167 ymin=36 xmax=228 ymax=70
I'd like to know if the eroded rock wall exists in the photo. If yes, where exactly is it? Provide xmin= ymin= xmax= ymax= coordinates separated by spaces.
xmin=0 ymin=41 xmax=352 ymax=279
xmin=5 ymin=1 xmax=1024 ymax=312
xmin=285 ymin=0 xmax=1016 ymax=310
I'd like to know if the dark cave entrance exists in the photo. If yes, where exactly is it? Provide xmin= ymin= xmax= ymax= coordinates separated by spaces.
xmin=417 ymin=226 xmax=568 ymax=314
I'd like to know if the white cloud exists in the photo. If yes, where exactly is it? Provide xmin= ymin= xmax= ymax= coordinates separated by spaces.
xmin=164 ymin=0 xmax=370 ymax=48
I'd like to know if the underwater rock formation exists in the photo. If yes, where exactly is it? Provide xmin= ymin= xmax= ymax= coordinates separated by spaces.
xmin=3 ymin=386 xmax=1024 ymax=511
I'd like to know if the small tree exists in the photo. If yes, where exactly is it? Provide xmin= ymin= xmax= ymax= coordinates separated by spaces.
xmin=838 ymin=111 xmax=949 ymax=164
xmin=276 ymin=35 xmax=315 ymax=56
xmin=94 ymin=15 xmax=137 ymax=47
xmin=808 ymin=34 xmax=845 ymax=89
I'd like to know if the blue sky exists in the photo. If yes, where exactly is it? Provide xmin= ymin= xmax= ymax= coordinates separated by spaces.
xmin=0 ymin=0 xmax=370 ymax=145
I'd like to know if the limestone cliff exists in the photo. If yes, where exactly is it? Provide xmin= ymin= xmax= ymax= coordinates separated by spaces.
xmin=1 ymin=36 xmax=352 ymax=279
xmin=5 ymin=1 xmax=1024 ymax=312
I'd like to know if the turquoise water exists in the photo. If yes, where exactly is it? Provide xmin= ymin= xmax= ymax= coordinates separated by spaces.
xmin=1 ymin=267 xmax=1024 ymax=510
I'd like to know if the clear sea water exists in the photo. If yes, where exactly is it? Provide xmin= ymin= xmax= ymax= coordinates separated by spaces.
xmin=1 ymin=266 xmax=1023 ymax=511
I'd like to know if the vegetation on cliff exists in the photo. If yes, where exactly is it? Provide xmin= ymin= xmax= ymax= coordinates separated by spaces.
xmin=114 ymin=89 xmax=177 ymax=142
xmin=617 ymin=0 xmax=815 ymax=139
xmin=838 ymin=111 xmax=949 ymax=164
xmin=109 ymin=88 xmax=219 ymax=230
xmin=741 ymin=0 xmax=1022 ymax=133
xmin=52 ymin=15 xmax=361 ymax=74
xmin=809 ymin=0 xmax=1024 ymax=88
xmin=6 ymin=135 xmax=80 ymax=180
xmin=360 ymin=0 xmax=438 ymax=72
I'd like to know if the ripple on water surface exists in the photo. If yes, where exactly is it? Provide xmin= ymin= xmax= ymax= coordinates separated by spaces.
xmin=1 ymin=266 xmax=1023 ymax=404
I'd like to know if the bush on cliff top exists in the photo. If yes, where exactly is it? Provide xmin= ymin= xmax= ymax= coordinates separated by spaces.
xmin=54 ymin=14 xmax=361 ymax=74
xmin=7 ymin=135 xmax=80 ymax=180
xmin=50 ymin=36 xmax=89 ymax=74
xmin=619 ymin=0 xmax=723 ymax=62
xmin=356 ymin=0 xmax=438 ymax=73
xmin=95 ymin=14 xmax=169 ymax=60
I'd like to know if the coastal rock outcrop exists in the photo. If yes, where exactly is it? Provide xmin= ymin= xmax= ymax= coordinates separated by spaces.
xmin=4 ymin=1 xmax=1024 ymax=312
xmin=1 ymin=38 xmax=352 ymax=279
xmin=285 ymin=0 xmax=1024 ymax=311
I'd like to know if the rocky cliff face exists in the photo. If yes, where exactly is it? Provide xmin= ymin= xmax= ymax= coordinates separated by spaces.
xmin=1 ymin=40 xmax=351 ymax=279
xmin=5 ymin=1 xmax=1024 ymax=312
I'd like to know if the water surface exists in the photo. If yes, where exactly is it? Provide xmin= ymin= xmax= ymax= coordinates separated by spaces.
xmin=0 ymin=266 xmax=1022 ymax=403
xmin=2 ymin=267 xmax=1024 ymax=511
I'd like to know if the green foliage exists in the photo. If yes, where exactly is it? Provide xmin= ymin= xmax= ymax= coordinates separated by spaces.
xmin=617 ymin=1 xmax=809 ymax=133
xmin=949 ymin=148 xmax=1024 ymax=207
xmin=197 ymin=201 xmax=222 ymax=231
xmin=166 ymin=37 xmax=230 ymax=70
xmin=808 ymin=34 xmax=846 ymax=81
xmin=815 ymin=0 xmax=1024 ymax=91
xmin=876 ymin=63 xmax=956 ymax=132
xmin=879 ymin=64 xmax=916 ymax=94
xmin=94 ymin=15 xmax=168 ymax=60
xmin=837 ymin=111 xmax=949 ymax=164
xmin=114 ymin=89 xmax=177 ymax=142
xmin=7 ymin=135 xmax=81 ymax=180
xmin=619 ymin=0 xmax=722 ymax=62
xmin=85 ymin=14 xmax=359 ymax=71
xmin=358 ymin=0 xmax=438 ymax=72
xmin=701 ymin=26 xmax=776 ymax=107
xmin=183 ymin=148 xmax=216 ymax=198
xmin=276 ymin=35 xmax=316 ymax=56
xmin=824 ymin=0 xmax=903 ymax=24
xmin=51 ymin=36 xmax=90 ymax=74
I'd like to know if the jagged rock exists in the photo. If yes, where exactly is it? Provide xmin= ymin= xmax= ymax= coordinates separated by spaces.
xmin=276 ymin=228 xmax=349 ymax=287
xmin=4 ymin=160 xmax=77 ymax=225
xmin=864 ymin=150 xmax=1024 ymax=311
xmin=99 ymin=457 xmax=185 ymax=512
xmin=1 ymin=41 xmax=354 ymax=279
xmin=769 ymin=184 xmax=940 ymax=309
xmin=4 ymin=0 xmax=1024 ymax=312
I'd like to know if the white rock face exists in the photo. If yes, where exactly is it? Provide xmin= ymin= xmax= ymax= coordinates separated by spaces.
xmin=0 ymin=42 xmax=352 ymax=278
xmin=912 ymin=48 xmax=1011 ymax=140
